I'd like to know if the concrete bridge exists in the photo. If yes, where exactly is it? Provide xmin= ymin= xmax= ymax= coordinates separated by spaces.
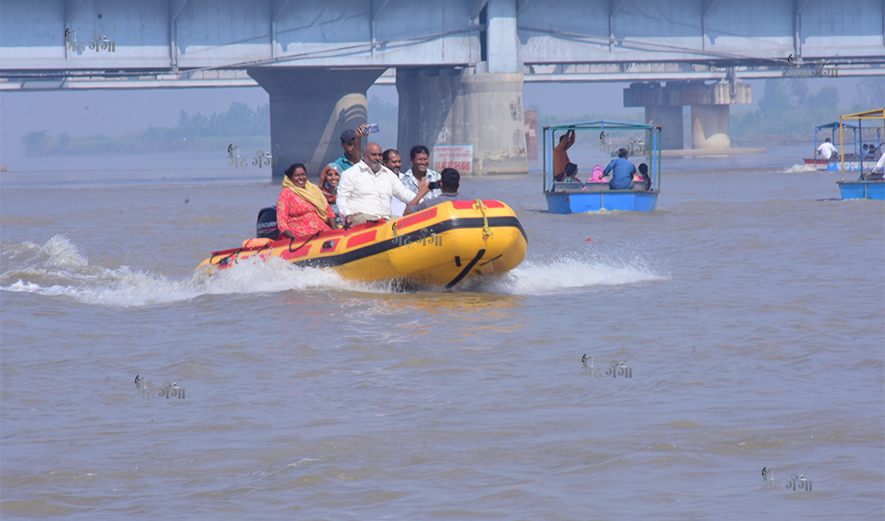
xmin=2 ymin=0 xmax=883 ymax=175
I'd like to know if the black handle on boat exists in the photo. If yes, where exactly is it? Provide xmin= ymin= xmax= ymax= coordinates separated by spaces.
xmin=288 ymin=232 xmax=321 ymax=252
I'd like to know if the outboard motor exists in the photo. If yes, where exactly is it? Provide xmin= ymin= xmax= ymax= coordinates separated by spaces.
xmin=256 ymin=207 xmax=280 ymax=240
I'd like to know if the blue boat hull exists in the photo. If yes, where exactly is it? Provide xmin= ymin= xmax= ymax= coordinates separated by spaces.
xmin=838 ymin=181 xmax=885 ymax=200
xmin=827 ymin=161 xmax=879 ymax=171
xmin=545 ymin=191 xmax=659 ymax=213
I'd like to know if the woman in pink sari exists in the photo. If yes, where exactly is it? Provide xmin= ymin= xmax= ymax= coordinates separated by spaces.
xmin=276 ymin=163 xmax=337 ymax=239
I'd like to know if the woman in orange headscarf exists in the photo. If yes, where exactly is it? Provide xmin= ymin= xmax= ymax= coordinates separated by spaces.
xmin=276 ymin=163 xmax=337 ymax=239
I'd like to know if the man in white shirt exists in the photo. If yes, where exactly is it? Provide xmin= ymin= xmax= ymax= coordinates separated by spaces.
xmin=817 ymin=138 xmax=838 ymax=160
xmin=873 ymin=151 xmax=885 ymax=174
xmin=338 ymin=143 xmax=430 ymax=227
xmin=384 ymin=149 xmax=408 ymax=217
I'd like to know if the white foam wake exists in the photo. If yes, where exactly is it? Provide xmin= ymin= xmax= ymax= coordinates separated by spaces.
xmin=474 ymin=257 xmax=667 ymax=295
xmin=784 ymin=164 xmax=821 ymax=173
xmin=1 ymin=236 xmax=667 ymax=306
xmin=1 ymin=235 xmax=375 ymax=307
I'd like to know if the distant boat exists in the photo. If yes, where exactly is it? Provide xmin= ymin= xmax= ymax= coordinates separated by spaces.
xmin=805 ymin=121 xmax=880 ymax=172
xmin=542 ymin=120 xmax=660 ymax=213
xmin=835 ymin=109 xmax=884 ymax=201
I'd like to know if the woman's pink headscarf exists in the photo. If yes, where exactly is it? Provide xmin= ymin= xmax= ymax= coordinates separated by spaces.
xmin=589 ymin=165 xmax=605 ymax=182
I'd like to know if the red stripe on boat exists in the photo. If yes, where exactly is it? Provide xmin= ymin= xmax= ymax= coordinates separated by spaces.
xmin=395 ymin=206 xmax=438 ymax=230
xmin=451 ymin=200 xmax=505 ymax=209
xmin=346 ymin=231 xmax=377 ymax=248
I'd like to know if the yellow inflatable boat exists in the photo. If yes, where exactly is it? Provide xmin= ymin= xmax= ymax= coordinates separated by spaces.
xmin=196 ymin=200 xmax=528 ymax=289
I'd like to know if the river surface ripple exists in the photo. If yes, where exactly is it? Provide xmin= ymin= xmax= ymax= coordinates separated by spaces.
xmin=1 ymin=165 xmax=883 ymax=519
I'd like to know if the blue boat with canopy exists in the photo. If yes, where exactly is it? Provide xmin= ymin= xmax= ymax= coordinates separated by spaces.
xmin=543 ymin=120 xmax=661 ymax=213
xmin=806 ymin=120 xmax=881 ymax=171
xmin=837 ymin=108 xmax=884 ymax=200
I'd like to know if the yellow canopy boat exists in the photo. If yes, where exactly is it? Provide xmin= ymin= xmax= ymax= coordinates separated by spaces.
xmin=196 ymin=200 xmax=528 ymax=289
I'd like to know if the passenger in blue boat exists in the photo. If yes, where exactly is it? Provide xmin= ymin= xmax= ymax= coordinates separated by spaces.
xmin=817 ymin=138 xmax=838 ymax=160
xmin=405 ymin=168 xmax=468 ymax=215
xmin=559 ymin=163 xmax=581 ymax=183
xmin=637 ymin=163 xmax=652 ymax=190
xmin=603 ymin=148 xmax=636 ymax=190
xmin=873 ymin=153 xmax=885 ymax=174
xmin=553 ymin=129 xmax=575 ymax=181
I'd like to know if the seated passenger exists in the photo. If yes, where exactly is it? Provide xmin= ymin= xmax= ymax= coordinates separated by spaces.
xmin=276 ymin=163 xmax=337 ymax=239
xmin=319 ymin=163 xmax=343 ymax=227
xmin=873 ymin=152 xmax=885 ymax=174
xmin=400 ymin=145 xmax=442 ymax=200
xmin=565 ymin=163 xmax=581 ymax=182
xmin=603 ymin=148 xmax=636 ymax=190
xmin=817 ymin=138 xmax=838 ymax=160
xmin=553 ymin=129 xmax=575 ymax=181
xmin=338 ymin=143 xmax=430 ymax=226
xmin=637 ymin=163 xmax=652 ymax=190
xmin=588 ymin=165 xmax=606 ymax=182
xmin=555 ymin=162 xmax=580 ymax=182
xmin=406 ymin=168 xmax=466 ymax=215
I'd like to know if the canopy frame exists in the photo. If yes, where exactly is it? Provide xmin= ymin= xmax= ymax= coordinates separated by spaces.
xmin=839 ymin=109 xmax=885 ymax=180
xmin=542 ymin=120 xmax=662 ymax=193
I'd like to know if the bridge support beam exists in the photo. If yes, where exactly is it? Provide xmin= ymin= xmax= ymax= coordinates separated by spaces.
xmin=624 ymin=80 xmax=750 ymax=151
xmin=396 ymin=67 xmax=527 ymax=176
xmin=248 ymin=67 xmax=386 ymax=178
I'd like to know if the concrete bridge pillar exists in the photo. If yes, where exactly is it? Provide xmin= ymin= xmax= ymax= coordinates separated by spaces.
xmin=394 ymin=0 xmax=527 ymax=175
xmin=645 ymin=105 xmax=684 ymax=150
xmin=248 ymin=67 xmax=385 ymax=177
xmin=486 ymin=0 xmax=519 ymax=74
xmin=396 ymin=68 xmax=527 ymax=176
xmin=691 ymin=104 xmax=731 ymax=149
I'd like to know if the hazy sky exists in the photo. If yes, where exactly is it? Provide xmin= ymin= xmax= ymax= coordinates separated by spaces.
xmin=0 ymin=76 xmax=870 ymax=165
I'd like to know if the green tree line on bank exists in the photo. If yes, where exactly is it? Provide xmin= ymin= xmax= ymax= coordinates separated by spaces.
xmin=22 ymin=98 xmax=401 ymax=157
xmin=21 ymin=79 xmax=883 ymax=156
xmin=22 ymin=102 xmax=272 ymax=156
xmin=731 ymin=77 xmax=884 ymax=144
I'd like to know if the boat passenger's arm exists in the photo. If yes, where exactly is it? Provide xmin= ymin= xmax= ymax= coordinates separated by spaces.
xmin=351 ymin=124 xmax=368 ymax=163
xmin=603 ymin=160 xmax=615 ymax=175
xmin=565 ymin=129 xmax=576 ymax=149
xmin=391 ymin=174 xmax=420 ymax=204
xmin=325 ymin=203 xmax=338 ymax=229
xmin=403 ymin=179 xmax=431 ymax=215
